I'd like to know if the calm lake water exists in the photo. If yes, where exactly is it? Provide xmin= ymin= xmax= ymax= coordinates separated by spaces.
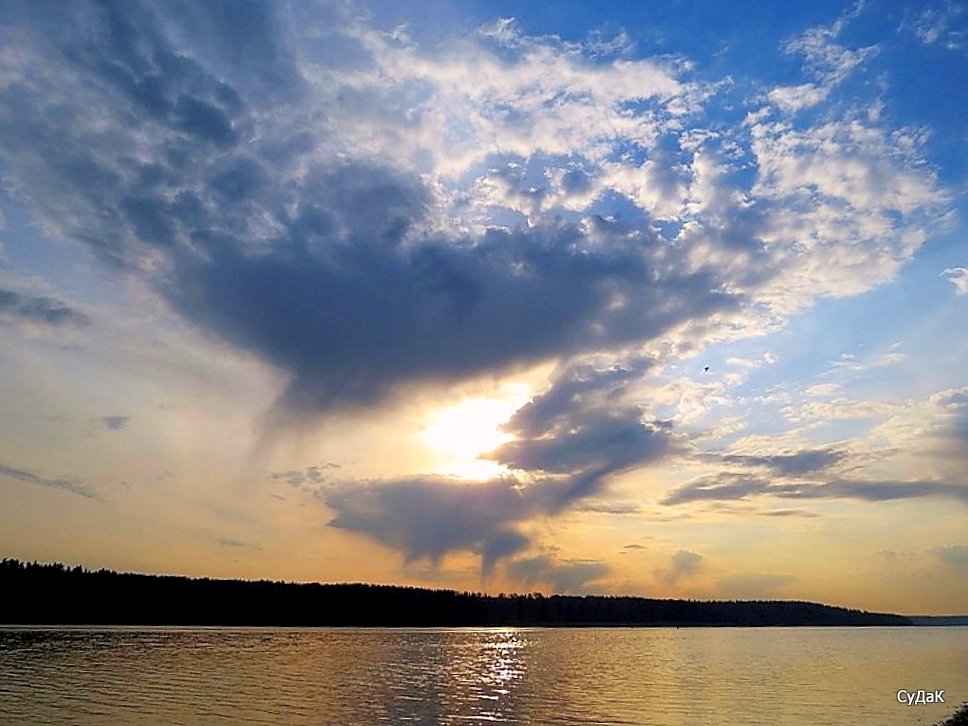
xmin=0 ymin=626 xmax=965 ymax=725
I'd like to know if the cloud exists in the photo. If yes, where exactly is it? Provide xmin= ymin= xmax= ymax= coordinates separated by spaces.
xmin=720 ymin=447 xmax=846 ymax=476
xmin=576 ymin=500 xmax=642 ymax=515
xmin=825 ymin=351 xmax=906 ymax=373
xmin=662 ymin=473 xmax=772 ymax=505
xmin=99 ymin=415 xmax=129 ymax=431
xmin=0 ymin=462 xmax=99 ymax=500
xmin=217 ymin=537 xmax=260 ymax=550
xmin=767 ymin=2 xmax=876 ymax=113
xmin=0 ymin=1 xmax=944 ymax=421
xmin=662 ymin=472 xmax=968 ymax=506
xmin=317 ymin=358 xmax=684 ymax=572
xmin=674 ymin=387 xmax=968 ymax=510
xmin=321 ymin=441 xmax=659 ymax=572
xmin=942 ymin=267 xmax=968 ymax=295
xmin=270 ymin=463 xmax=341 ymax=488
xmin=0 ymin=2 xmax=953 ymax=574
xmin=656 ymin=549 xmax=703 ymax=585
xmin=906 ymin=2 xmax=966 ymax=48
xmin=323 ymin=475 xmax=543 ymax=569
xmin=0 ymin=288 xmax=90 ymax=328
xmin=506 ymin=555 xmax=610 ymax=593
xmin=782 ymin=5 xmax=877 ymax=87
xmin=780 ymin=396 xmax=900 ymax=423
xmin=494 ymin=401 xmax=673 ymax=478
xmin=929 ymin=544 xmax=968 ymax=570
xmin=168 ymin=208 xmax=738 ymax=417
xmin=493 ymin=362 xmax=679 ymax=477
xmin=760 ymin=509 xmax=819 ymax=518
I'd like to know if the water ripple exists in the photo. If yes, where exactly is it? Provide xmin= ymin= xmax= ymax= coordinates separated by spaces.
xmin=0 ymin=626 xmax=964 ymax=725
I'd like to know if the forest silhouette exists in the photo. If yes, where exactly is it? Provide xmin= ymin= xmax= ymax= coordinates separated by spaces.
xmin=1 ymin=559 xmax=912 ymax=627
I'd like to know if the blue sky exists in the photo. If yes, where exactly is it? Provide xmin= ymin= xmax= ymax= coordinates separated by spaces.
xmin=0 ymin=0 xmax=966 ymax=613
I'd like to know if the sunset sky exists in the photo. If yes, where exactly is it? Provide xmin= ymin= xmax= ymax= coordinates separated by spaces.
xmin=1 ymin=0 xmax=966 ymax=614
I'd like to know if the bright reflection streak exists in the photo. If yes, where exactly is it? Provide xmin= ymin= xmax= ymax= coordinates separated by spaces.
xmin=442 ymin=629 xmax=529 ymax=721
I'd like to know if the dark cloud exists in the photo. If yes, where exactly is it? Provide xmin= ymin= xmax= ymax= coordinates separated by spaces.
xmin=217 ymin=537 xmax=260 ymax=550
xmin=656 ymin=549 xmax=703 ymax=585
xmin=323 ymin=475 xmax=544 ymax=567
xmin=1 ymin=2 xmax=743 ymax=419
xmin=662 ymin=473 xmax=772 ymax=505
xmin=168 ymin=208 xmax=736 ymax=417
xmin=721 ymin=447 xmax=845 ymax=476
xmin=815 ymin=479 xmax=968 ymax=503
xmin=505 ymin=555 xmax=610 ymax=593
xmin=493 ymin=408 xmax=671 ymax=476
xmin=0 ymin=462 xmax=99 ymax=500
xmin=0 ymin=288 xmax=90 ymax=328
xmin=487 ymin=361 xmax=678 ymax=504
xmin=322 ymin=462 xmax=643 ymax=573
xmin=271 ymin=464 xmax=340 ymax=488
xmin=99 ymin=415 xmax=129 ymax=430
xmin=662 ymin=472 xmax=968 ymax=505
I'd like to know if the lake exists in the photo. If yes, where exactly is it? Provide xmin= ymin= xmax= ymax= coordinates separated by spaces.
xmin=0 ymin=626 xmax=964 ymax=724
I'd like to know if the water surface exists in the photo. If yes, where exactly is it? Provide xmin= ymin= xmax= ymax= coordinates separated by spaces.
xmin=1 ymin=626 xmax=964 ymax=724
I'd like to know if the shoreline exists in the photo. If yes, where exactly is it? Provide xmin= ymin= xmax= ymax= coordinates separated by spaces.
xmin=937 ymin=703 xmax=968 ymax=726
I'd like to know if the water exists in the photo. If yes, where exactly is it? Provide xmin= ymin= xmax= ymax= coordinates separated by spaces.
xmin=0 ymin=626 xmax=964 ymax=725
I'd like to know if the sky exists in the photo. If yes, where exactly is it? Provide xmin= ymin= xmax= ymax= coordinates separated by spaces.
xmin=0 ymin=0 xmax=966 ymax=615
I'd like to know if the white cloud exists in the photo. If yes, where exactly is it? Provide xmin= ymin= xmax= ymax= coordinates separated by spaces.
xmin=768 ymin=83 xmax=829 ymax=112
xmin=942 ymin=267 xmax=968 ymax=294
xmin=769 ymin=1 xmax=877 ymax=115
xmin=908 ymin=2 xmax=966 ymax=49
xmin=826 ymin=350 xmax=906 ymax=373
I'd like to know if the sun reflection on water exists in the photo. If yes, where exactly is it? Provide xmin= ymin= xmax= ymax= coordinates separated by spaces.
xmin=438 ymin=629 xmax=530 ymax=721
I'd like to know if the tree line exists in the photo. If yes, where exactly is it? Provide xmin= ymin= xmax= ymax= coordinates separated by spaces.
xmin=0 ymin=559 xmax=912 ymax=627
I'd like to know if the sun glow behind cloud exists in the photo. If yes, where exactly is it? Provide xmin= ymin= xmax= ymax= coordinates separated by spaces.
xmin=420 ymin=394 xmax=527 ymax=479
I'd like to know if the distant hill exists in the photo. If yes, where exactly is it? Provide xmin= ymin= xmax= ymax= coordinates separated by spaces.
xmin=910 ymin=616 xmax=968 ymax=626
xmin=0 ymin=558 xmax=912 ymax=627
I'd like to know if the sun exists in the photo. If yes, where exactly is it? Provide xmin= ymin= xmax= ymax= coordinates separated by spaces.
xmin=420 ymin=396 xmax=522 ymax=479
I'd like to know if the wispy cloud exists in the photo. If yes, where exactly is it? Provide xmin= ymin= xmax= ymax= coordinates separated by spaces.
xmin=0 ymin=288 xmax=90 ymax=329
xmin=507 ymin=555 xmax=610 ymax=593
xmin=905 ymin=2 xmax=966 ymax=49
xmin=663 ymin=472 xmax=968 ymax=506
xmin=656 ymin=549 xmax=703 ymax=586
xmin=0 ymin=462 xmax=99 ymax=500
xmin=98 ymin=415 xmax=129 ymax=431
xmin=942 ymin=267 xmax=968 ymax=294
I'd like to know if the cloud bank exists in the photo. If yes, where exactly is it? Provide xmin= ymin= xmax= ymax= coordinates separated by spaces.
xmin=0 ymin=1 xmax=953 ymax=580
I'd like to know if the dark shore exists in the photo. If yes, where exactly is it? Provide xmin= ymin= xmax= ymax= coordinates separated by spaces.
xmin=937 ymin=703 xmax=968 ymax=726
xmin=2 ymin=558 xmax=912 ymax=628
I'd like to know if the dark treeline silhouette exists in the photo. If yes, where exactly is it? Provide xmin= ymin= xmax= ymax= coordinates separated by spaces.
xmin=0 ymin=559 xmax=912 ymax=627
